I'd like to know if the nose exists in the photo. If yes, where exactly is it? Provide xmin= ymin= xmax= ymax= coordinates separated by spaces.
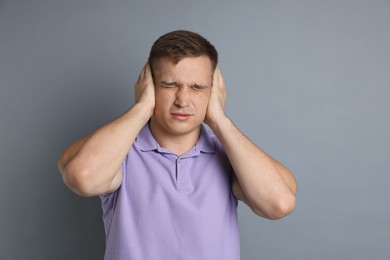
xmin=174 ymin=86 xmax=190 ymax=107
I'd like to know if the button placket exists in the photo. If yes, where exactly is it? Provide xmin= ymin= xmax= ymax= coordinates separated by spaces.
xmin=176 ymin=158 xmax=188 ymax=184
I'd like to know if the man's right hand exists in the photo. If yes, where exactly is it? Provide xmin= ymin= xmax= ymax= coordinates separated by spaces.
xmin=134 ymin=62 xmax=155 ymax=117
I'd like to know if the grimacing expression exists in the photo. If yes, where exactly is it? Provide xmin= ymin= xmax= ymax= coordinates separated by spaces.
xmin=150 ymin=56 xmax=213 ymax=137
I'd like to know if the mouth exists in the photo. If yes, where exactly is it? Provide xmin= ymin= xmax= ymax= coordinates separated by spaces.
xmin=171 ymin=112 xmax=193 ymax=121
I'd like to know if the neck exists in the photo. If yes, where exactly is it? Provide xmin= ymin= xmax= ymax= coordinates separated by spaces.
xmin=149 ymin=119 xmax=201 ymax=156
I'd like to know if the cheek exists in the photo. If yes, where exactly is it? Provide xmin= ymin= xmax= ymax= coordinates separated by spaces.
xmin=154 ymin=90 xmax=173 ymax=111
xmin=196 ymin=96 xmax=210 ymax=114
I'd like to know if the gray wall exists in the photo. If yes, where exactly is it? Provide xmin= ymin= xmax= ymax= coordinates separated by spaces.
xmin=1 ymin=1 xmax=389 ymax=259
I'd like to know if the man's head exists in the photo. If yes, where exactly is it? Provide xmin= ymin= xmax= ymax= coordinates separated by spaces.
xmin=147 ymin=30 xmax=219 ymax=144
xmin=148 ymin=30 xmax=218 ymax=74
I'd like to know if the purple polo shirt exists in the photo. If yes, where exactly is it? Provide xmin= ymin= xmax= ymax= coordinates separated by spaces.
xmin=101 ymin=124 xmax=239 ymax=260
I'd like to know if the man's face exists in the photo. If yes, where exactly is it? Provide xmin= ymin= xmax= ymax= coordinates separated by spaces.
xmin=150 ymin=56 xmax=213 ymax=138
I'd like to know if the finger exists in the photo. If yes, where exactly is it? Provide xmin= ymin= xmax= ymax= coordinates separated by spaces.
xmin=144 ymin=62 xmax=153 ymax=82
xmin=217 ymin=67 xmax=222 ymax=80
xmin=142 ymin=62 xmax=148 ymax=78
xmin=136 ymin=63 xmax=146 ymax=84
xmin=216 ymin=68 xmax=226 ymax=89
xmin=140 ymin=62 xmax=147 ymax=80
xmin=212 ymin=67 xmax=219 ymax=87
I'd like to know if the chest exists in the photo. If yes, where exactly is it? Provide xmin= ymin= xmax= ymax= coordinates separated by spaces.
xmin=121 ymin=148 xmax=235 ymax=216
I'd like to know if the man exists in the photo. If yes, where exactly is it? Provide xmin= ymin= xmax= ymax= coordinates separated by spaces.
xmin=58 ymin=30 xmax=297 ymax=260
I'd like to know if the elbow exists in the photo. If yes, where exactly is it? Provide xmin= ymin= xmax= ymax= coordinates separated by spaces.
xmin=59 ymin=160 xmax=97 ymax=197
xmin=271 ymin=193 xmax=296 ymax=220
xmin=252 ymin=193 xmax=296 ymax=220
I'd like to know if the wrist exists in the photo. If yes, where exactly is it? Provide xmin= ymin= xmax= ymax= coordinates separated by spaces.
xmin=206 ymin=114 xmax=231 ymax=134
xmin=129 ymin=102 xmax=154 ymax=122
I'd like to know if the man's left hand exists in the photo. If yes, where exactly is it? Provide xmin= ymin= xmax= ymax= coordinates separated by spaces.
xmin=205 ymin=67 xmax=227 ymax=127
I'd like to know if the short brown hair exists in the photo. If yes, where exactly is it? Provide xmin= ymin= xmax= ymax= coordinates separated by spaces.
xmin=148 ymin=30 xmax=218 ymax=72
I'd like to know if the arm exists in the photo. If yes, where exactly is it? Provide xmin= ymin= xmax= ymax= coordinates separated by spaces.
xmin=205 ymin=68 xmax=297 ymax=220
xmin=58 ymin=63 xmax=155 ymax=197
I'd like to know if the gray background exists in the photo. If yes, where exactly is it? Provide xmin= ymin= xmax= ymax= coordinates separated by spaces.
xmin=1 ymin=0 xmax=389 ymax=259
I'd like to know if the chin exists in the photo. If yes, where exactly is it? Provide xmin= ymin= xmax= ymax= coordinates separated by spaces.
xmin=166 ymin=123 xmax=202 ymax=136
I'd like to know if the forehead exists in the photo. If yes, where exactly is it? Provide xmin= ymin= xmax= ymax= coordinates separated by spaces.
xmin=153 ymin=56 xmax=213 ymax=83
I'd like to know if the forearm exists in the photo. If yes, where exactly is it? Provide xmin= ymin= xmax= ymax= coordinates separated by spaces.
xmin=209 ymin=116 xmax=297 ymax=219
xmin=59 ymin=103 xmax=152 ymax=196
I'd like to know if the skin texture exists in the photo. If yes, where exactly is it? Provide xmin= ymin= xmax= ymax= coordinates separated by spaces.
xmin=58 ymin=56 xmax=297 ymax=219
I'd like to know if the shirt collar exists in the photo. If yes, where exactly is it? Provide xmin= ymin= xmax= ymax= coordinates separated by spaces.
xmin=196 ymin=124 xmax=216 ymax=154
xmin=135 ymin=123 xmax=215 ymax=154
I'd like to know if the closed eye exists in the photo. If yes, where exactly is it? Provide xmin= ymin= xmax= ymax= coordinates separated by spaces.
xmin=190 ymin=83 xmax=208 ymax=90
xmin=160 ymin=80 xmax=176 ymax=88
